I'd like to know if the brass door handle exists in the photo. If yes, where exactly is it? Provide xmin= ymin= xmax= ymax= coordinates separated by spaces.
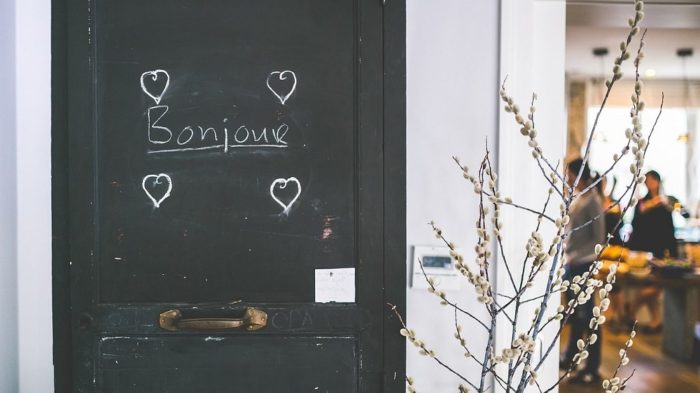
xmin=159 ymin=307 xmax=268 ymax=332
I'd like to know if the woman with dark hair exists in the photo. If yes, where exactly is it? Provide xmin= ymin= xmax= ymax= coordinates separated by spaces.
xmin=628 ymin=170 xmax=677 ymax=258
xmin=561 ymin=158 xmax=606 ymax=384
xmin=627 ymin=170 xmax=678 ymax=334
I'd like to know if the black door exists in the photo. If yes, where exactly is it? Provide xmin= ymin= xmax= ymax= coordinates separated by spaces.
xmin=52 ymin=1 xmax=405 ymax=392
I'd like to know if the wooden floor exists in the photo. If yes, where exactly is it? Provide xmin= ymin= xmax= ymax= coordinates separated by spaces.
xmin=560 ymin=326 xmax=700 ymax=393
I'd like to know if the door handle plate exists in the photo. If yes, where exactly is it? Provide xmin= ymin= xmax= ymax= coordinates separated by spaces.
xmin=159 ymin=307 xmax=268 ymax=332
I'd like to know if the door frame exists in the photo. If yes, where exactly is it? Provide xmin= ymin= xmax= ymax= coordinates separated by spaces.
xmin=51 ymin=1 xmax=406 ymax=392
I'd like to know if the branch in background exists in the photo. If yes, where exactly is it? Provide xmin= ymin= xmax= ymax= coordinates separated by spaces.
xmin=573 ymin=6 xmax=646 ymax=193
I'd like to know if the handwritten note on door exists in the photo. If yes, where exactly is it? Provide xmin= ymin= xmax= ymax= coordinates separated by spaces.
xmin=314 ymin=268 xmax=355 ymax=303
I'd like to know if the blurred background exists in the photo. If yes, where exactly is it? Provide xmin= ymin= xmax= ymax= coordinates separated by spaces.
xmin=562 ymin=1 xmax=700 ymax=392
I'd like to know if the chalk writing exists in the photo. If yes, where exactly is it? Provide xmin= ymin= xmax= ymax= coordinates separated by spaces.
xmin=137 ymin=70 xmax=306 ymax=215
xmin=140 ymin=70 xmax=170 ymax=105
xmin=270 ymin=177 xmax=301 ymax=215
xmin=147 ymin=105 xmax=172 ymax=144
xmin=141 ymin=70 xmax=294 ymax=154
xmin=270 ymin=309 xmax=313 ymax=331
xmin=146 ymin=120 xmax=290 ymax=154
xmin=142 ymin=173 xmax=172 ymax=208
xmin=266 ymin=70 xmax=297 ymax=105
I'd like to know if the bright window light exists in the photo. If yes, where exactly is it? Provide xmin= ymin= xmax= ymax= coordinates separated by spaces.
xmin=585 ymin=107 xmax=688 ymax=203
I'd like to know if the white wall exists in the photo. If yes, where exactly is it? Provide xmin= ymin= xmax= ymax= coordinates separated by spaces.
xmin=406 ymin=0 xmax=500 ymax=391
xmin=0 ymin=0 xmax=18 ymax=391
xmin=15 ymin=0 xmax=54 ymax=392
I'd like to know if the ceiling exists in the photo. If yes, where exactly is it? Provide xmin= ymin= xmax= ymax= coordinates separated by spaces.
xmin=566 ymin=1 xmax=700 ymax=79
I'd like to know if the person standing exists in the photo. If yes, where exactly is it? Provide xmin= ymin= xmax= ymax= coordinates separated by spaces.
xmin=561 ymin=158 xmax=606 ymax=384
xmin=596 ymin=175 xmax=626 ymax=332
xmin=627 ymin=170 xmax=678 ymax=334
xmin=628 ymin=170 xmax=678 ymax=259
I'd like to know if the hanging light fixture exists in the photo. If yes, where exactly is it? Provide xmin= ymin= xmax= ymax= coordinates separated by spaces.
xmin=677 ymin=48 xmax=693 ymax=143
xmin=592 ymin=47 xmax=609 ymax=142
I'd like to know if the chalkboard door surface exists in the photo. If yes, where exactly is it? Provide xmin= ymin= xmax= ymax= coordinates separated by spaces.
xmin=52 ymin=0 xmax=405 ymax=392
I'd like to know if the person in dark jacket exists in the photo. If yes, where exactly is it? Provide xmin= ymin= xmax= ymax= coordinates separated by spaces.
xmin=627 ymin=170 xmax=677 ymax=334
xmin=628 ymin=170 xmax=678 ymax=258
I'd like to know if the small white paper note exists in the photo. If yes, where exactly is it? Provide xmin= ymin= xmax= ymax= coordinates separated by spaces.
xmin=315 ymin=268 xmax=355 ymax=303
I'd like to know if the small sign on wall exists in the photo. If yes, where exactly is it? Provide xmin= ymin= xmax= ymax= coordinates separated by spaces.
xmin=410 ymin=246 xmax=460 ymax=290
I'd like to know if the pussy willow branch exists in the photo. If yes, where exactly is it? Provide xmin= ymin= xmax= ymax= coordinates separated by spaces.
xmin=428 ymin=222 xmax=509 ymax=327
xmin=389 ymin=304 xmax=480 ymax=391
xmin=477 ymin=157 xmax=499 ymax=393
xmin=428 ymin=225 xmax=514 ymax=325
xmin=610 ymin=322 xmax=637 ymax=381
xmin=508 ymin=186 xmax=555 ymax=388
xmin=574 ymin=144 xmax=630 ymax=198
xmin=417 ymin=258 xmax=490 ymax=330
xmin=573 ymin=14 xmax=645 ymax=193
xmin=529 ymin=91 xmax=564 ymax=186
xmin=573 ymin=29 xmax=648 ymax=202
xmin=453 ymin=308 xmax=512 ymax=392
xmin=566 ymin=183 xmax=633 ymax=235
xmin=453 ymin=157 xmax=557 ymax=224
xmin=485 ymin=154 xmax=519 ymax=293
xmin=454 ymin=308 xmax=483 ymax=367
xmin=499 ymin=83 xmax=565 ymax=201
xmin=519 ymin=23 xmax=649 ymax=390
xmin=488 ymin=194 xmax=557 ymax=224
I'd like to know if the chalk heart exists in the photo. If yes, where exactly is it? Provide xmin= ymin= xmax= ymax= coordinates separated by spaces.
xmin=270 ymin=177 xmax=301 ymax=214
xmin=140 ymin=69 xmax=170 ymax=105
xmin=266 ymin=70 xmax=297 ymax=105
xmin=142 ymin=173 xmax=172 ymax=209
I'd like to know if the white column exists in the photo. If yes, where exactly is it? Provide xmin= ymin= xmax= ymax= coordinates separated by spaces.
xmin=496 ymin=0 xmax=566 ymax=392
xmin=0 ymin=0 xmax=18 ymax=391
xmin=16 ymin=0 xmax=54 ymax=392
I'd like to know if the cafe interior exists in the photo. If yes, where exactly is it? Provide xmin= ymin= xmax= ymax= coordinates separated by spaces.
xmin=562 ymin=1 xmax=700 ymax=392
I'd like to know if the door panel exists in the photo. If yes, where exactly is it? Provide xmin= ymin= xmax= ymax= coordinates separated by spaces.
xmin=53 ymin=0 xmax=404 ymax=392
xmin=95 ymin=0 xmax=356 ymax=304
xmin=99 ymin=336 xmax=357 ymax=392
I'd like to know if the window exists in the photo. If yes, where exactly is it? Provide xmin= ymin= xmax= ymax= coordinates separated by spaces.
xmin=586 ymin=106 xmax=688 ymax=204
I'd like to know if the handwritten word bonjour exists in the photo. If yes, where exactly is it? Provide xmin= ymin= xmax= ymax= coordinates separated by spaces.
xmin=146 ymin=105 xmax=290 ymax=154
xmin=138 ymin=69 xmax=302 ymax=213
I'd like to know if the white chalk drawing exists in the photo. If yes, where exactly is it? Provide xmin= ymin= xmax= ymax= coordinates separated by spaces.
xmin=266 ymin=70 xmax=297 ymax=105
xmin=146 ymin=123 xmax=290 ymax=154
xmin=270 ymin=177 xmax=301 ymax=214
xmin=147 ymin=105 xmax=172 ymax=144
xmin=147 ymin=144 xmax=288 ymax=154
xmin=142 ymin=173 xmax=173 ymax=208
xmin=140 ymin=70 xmax=170 ymax=105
